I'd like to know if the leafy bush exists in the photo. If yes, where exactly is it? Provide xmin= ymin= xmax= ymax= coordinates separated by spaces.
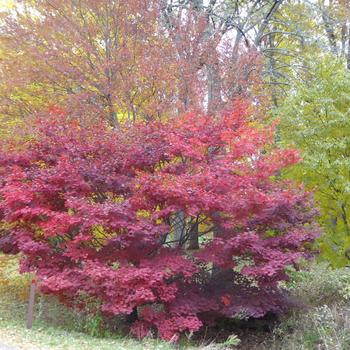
xmin=0 ymin=104 xmax=319 ymax=341
xmin=264 ymin=303 xmax=350 ymax=350
xmin=286 ymin=262 xmax=350 ymax=306
xmin=0 ymin=259 xmax=177 ymax=350
xmin=260 ymin=263 xmax=350 ymax=350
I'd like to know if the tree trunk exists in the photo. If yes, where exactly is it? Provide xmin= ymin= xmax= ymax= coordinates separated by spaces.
xmin=321 ymin=10 xmax=338 ymax=55
xmin=207 ymin=61 xmax=222 ymax=115
xmin=105 ymin=94 xmax=118 ymax=128
xmin=268 ymin=32 xmax=279 ymax=108
xmin=188 ymin=221 xmax=199 ymax=250
xmin=341 ymin=23 xmax=347 ymax=56
xmin=171 ymin=211 xmax=186 ymax=247
xmin=254 ymin=0 xmax=283 ymax=47
xmin=126 ymin=307 xmax=138 ymax=324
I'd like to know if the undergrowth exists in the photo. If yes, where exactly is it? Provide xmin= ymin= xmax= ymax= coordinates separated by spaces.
xmin=260 ymin=262 xmax=350 ymax=350
xmin=3 ymin=254 xmax=350 ymax=350
xmin=0 ymin=254 xmax=237 ymax=349
xmin=0 ymin=254 xmax=177 ymax=349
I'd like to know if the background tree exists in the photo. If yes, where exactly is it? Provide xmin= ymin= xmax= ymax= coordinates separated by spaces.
xmin=264 ymin=1 xmax=350 ymax=266
xmin=0 ymin=0 xmax=266 ymax=127
xmin=0 ymin=0 xmax=268 ymax=251
xmin=0 ymin=0 xmax=179 ymax=126
xmin=278 ymin=55 xmax=350 ymax=267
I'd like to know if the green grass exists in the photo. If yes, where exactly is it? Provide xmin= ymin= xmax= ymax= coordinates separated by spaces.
xmin=0 ymin=322 xmax=182 ymax=350
xmin=0 ymin=322 xmax=178 ymax=350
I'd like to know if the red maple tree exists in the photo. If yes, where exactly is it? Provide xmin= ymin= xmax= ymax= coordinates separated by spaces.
xmin=0 ymin=104 xmax=319 ymax=341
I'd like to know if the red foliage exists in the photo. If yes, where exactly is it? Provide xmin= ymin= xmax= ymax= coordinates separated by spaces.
xmin=0 ymin=104 xmax=319 ymax=340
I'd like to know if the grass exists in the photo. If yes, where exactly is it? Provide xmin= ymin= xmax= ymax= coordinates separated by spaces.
xmin=0 ymin=323 xmax=177 ymax=350
xmin=259 ymin=303 xmax=350 ymax=350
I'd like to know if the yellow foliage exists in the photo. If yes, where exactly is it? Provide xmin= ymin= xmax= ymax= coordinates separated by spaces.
xmin=0 ymin=254 xmax=32 ymax=302
xmin=136 ymin=210 xmax=151 ymax=219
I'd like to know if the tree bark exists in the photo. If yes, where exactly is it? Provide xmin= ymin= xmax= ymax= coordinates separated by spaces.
xmin=105 ymin=94 xmax=118 ymax=128
xmin=321 ymin=9 xmax=338 ymax=55
xmin=207 ymin=61 xmax=222 ymax=115
xmin=171 ymin=211 xmax=186 ymax=247
xmin=188 ymin=221 xmax=199 ymax=250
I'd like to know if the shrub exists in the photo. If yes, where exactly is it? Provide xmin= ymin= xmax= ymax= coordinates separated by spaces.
xmin=286 ymin=262 xmax=350 ymax=307
xmin=264 ymin=302 xmax=350 ymax=350
xmin=0 ymin=104 xmax=319 ymax=341
xmin=260 ymin=263 xmax=350 ymax=350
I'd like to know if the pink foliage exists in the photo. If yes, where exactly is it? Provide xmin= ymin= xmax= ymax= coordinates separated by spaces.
xmin=0 ymin=103 xmax=319 ymax=340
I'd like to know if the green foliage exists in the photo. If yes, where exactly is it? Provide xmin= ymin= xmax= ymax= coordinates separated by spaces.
xmin=277 ymin=55 xmax=350 ymax=266
xmin=0 ymin=254 xmax=32 ymax=302
xmin=267 ymin=304 xmax=350 ymax=350
xmin=286 ymin=262 xmax=350 ymax=306
xmin=223 ymin=334 xmax=241 ymax=347
xmin=260 ymin=262 xmax=350 ymax=350
xmin=83 ymin=313 xmax=107 ymax=338
xmin=263 ymin=300 xmax=350 ymax=350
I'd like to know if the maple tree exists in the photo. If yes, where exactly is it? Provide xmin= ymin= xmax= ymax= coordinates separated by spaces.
xmin=0 ymin=104 xmax=319 ymax=341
